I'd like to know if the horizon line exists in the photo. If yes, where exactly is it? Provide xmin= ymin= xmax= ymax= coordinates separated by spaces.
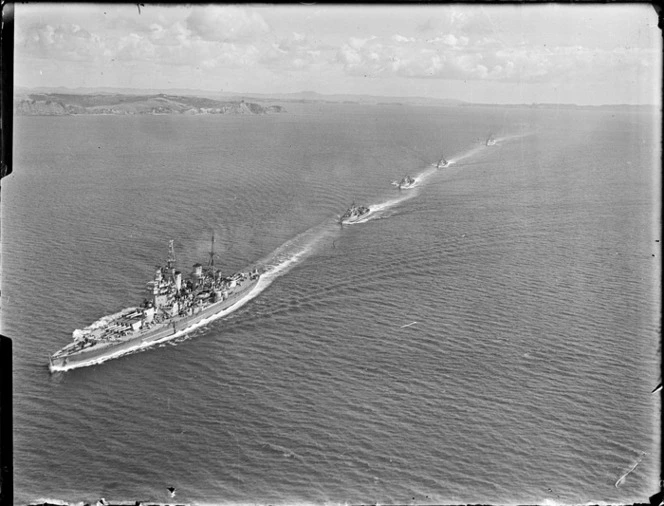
xmin=14 ymin=85 xmax=659 ymax=109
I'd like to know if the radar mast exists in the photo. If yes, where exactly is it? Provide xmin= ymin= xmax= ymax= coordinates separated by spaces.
xmin=167 ymin=240 xmax=176 ymax=269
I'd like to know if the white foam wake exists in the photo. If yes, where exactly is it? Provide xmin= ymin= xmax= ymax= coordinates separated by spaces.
xmin=348 ymin=140 xmax=506 ymax=224
xmin=52 ymin=232 xmax=329 ymax=372
xmin=50 ymin=280 xmax=269 ymax=372
xmin=54 ymin=134 xmax=521 ymax=372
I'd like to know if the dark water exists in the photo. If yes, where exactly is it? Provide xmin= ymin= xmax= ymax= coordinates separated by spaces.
xmin=2 ymin=103 xmax=660 ymax=505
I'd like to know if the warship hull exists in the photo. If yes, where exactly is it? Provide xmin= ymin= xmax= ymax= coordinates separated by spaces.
xmin=392 ymin=178 xmax=416 ymax=190
xmin=340 ymin=213 xmax=370 ymax=225
xmin=49 ymin=275 xmax=261 ymax=372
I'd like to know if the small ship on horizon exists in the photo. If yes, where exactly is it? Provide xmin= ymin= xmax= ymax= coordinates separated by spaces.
xmin=391 ymin=175 xmax=417 ymax=190
xmin=436 ymin=153 xmax=450 ymax=168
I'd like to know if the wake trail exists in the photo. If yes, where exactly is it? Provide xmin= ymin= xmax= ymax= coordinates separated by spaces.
xmin=53 ymin=133 xmax=532 ymax=371
xmin=254 ymin=132 xmax=522 ymax=275
xmin=349 ymin=139 xmax=491 ymax=223
xmin=216 ymin=132 xmax=528 ymax=314
xmin=452 ymin=145 xmax=488 ymax=163
xmin=223 ymin=131 xmax=532 ymax=314
xmin=248 ymin=221 xmax=341 ymax=292
xmin=495 ymin=131 xmax=535 ymax=144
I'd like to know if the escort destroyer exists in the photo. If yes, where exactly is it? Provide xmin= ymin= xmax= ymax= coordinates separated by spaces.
xmin=49 ymin=237 xmax=261 ymax=372
xmin=339 ymin=202 xmax=371 ymax=225
xmin=436 ymin=153 xmax=450 ymax=168
xmin=391 ymin=175 xmax=417 ymax=190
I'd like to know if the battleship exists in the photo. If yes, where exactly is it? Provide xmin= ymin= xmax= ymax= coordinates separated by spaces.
xmin=391 ymin=175 xmax=417 ymax=190
xmin=49 ymin=236 xmax=261 ymax=372
xmin=339 ymin=202 xmax=371 ymax=225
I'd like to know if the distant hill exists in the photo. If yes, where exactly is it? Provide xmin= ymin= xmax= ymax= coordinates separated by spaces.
xmin=15 ymin=86 xmax=467 ymax=107
xmin=13 ymin=93 xmax=285 ymax=116
xmin=223 ymin=90 xmax=466 ymax=106
xmin=13 ymin=87 xmax=654 ymax=111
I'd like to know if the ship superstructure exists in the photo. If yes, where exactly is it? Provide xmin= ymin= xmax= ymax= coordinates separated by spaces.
xmin=391 ymin=175 xmax=417 ymax=190
xmin=339 ymin=202 xmax=371 ymax=224
xmin=49 ymin=237 xmax=261 ymax=372
xmin=436 ymin=154 xmax=449 ymax=168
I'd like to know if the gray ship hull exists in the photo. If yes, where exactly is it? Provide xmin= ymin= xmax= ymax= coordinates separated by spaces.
xmin=340 ymin=209 xmax=372 ymax=224
xmin=49 ymin=275 xmax=261 ymax=372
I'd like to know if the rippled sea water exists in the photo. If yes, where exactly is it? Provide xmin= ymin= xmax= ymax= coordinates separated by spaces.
xmin=2 ymin=103 xmax=660 ymax=505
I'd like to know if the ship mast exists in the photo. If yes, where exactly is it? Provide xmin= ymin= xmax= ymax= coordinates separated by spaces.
xmin=167 ymin=240 xmax=176 ymax=269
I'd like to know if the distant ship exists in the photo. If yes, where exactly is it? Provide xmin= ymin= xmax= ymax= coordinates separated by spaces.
xmin=339 ymin=202 xmax=371 ymax=225
xmin=436 ymin=153 xmax=450 ymax=168
xmin=486 ymin=134 xmax=496 ymax=146
xmin=49 ymin=236 xmax=261 ymax=372
xmin=391 ymin=175 xmax=416 ymax=190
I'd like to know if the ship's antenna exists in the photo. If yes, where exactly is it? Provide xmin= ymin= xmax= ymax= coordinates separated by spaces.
xmin=167 ymin=240 xmax=176 ymax=268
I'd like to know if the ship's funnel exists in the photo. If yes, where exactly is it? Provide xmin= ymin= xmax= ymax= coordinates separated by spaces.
xmin=143 ymin=306 xmax=155 ymax=323
xmin=175 ymin=271 xmax=182 ymax=291
xmin=192 ymin=263 xmax=203 ymax=278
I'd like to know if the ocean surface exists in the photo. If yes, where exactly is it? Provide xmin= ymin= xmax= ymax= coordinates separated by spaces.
xmin=2 ymin=102 xmax=660 ymax=505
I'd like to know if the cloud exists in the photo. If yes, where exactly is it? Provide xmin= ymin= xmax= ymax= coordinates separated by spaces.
xmin=185 ymin=5 xmax=269 ymax=42
xmin=336 ymin=26 xmax=655 ymax=85
xmin=17 ymin=22 xmax=104 ymax=62
xmin=392 ymin=34 xmax=414 ymax=43
xmin=348 ymin=36 xmax=375 ymax=50
xmin=16 ymin=6 xmax=273 ymax=71
xmin=147 ymin=21 xmax=190 ymax=47
xmin=14 ymin=3 xmax=658 ymax=96
xmin=258 ymin=31 xmax=329 ymax=71
xmin=199 ymin=42 xmax=262 ymax=69
xmin=426 ymin=34 xmax=469 ymax=47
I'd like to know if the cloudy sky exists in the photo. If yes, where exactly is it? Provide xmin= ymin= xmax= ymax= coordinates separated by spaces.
xmin=14 ymin=3 xmax=661 ymax=105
